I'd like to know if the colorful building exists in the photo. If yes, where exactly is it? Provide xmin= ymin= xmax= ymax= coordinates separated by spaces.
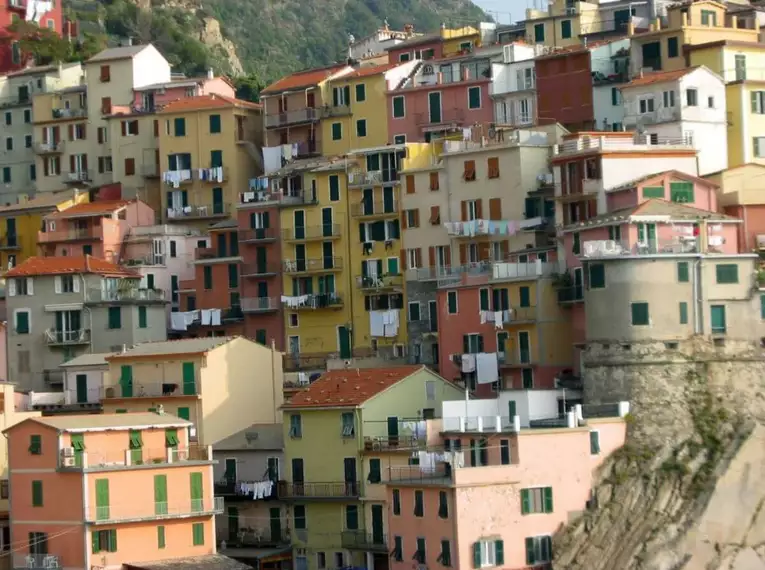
xmin=3 ymin=412 xmax=246 ymax=569
xmin=0 ymin=0 xmax=62 ymax=74
xmin=490 ymin=43 xmax=541 ymax=128
xmin=707 ymin=163 xmax=765 ymax=252
xmin=281 ymin=365 xmax=463 ymax=570
xmin=99 ymin=336 xmax=284 ymax=446
xmin=522 ymin=0 xmax=600 ymax=48
xmin=385 ymin=26 xmax=482 ymax=64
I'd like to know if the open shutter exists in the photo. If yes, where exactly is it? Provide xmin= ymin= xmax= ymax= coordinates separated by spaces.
xmin=54 ymin=276 xmax=62 ymax=294
xmin=489 ymin=198 xmax=502 ymax=220
xmin=26 ymin=278 xmax=33 ymax=295
xmin=69 ymin=155 xmax=75 ymax=172
xmin=82 ymin=154 xmax=88 ymax=171
xmin=92 ymin=530 xmax=100 ymax=554
xmin=97 ymin=128 xmax=104 ymax=144
xmin=399 ymin=249 xmax=406 ymax=269
xmin=73 ymin=277 xmax=80 ymax=292
xmin=134 ymin=120 xmax=139 ymax=135
xmin=543 ymin=487 xmax=553 ymax=513
xmin=43 ymin=160 xmax=49 ymax=177
xmin=525 ymin=537 xmax=535 ymax=565
xmin=343 ymin=86 xmax=351 ymax=105
xmin=461 ymin=200 xmax=468 ymax=221
xmin=430 ymin=205 xmax=440 ymax=225
xmin=521 ymin=488 xmax=530 ymax=514
xmin=42 ymin=129 xmax=48 ymax=144
xmin=459 ymin=244 xmax=467 ymax=264
xmin=8 ymin=280 xmax=15 ymax=297
xmin=121 ymin=121 xmax=127 ymax=136
xmin=53 ymin=127 xmax=60 ymax=143
xmin=413 ymin=209 xmax=420 ymax=227
xmin=472 ymin=542 xmax=481 ymax=569
xmin=478 ymin=242 xmax=490 ymax=261
xmin=81 ymin=124 xmax=87 ymax=140
xmin=400 ymin=211 xmax=407 ymax=230
xmin=495 ymin=540 xmax=504 ymax=565
xmin=428 ymin=246 xmax=435 ymax=268
xmin=444 ymin=247 xmax=451 ymax=267
xmin=67 ymin=124 xmax=73 ymax=141
xmin=475 ymin=199 xmax=483 ymax=219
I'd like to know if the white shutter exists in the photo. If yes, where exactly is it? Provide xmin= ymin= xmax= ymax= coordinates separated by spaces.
xmin=8 ymin=279 xmax=15 ymax=297
xmin=73 ymin=277 xmax=80 ymax=293
xmin=26 ymin=278 xmax=33 ymax=295
xmin=54 ymin=276 xmax=62 ymax=294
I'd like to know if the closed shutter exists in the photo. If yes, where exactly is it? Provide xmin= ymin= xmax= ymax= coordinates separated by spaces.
xmin=488 ymin=198 xmax=502 ymax=220
xmin=190 ymin=472 xmax=203 ymax=512
xmin=543 ymin=487 xmax=553 ymax=513
xmin=95 ymin=478 xmax=109 ymax=520
xmin=154 ymin=475 xmax=168 ymax=514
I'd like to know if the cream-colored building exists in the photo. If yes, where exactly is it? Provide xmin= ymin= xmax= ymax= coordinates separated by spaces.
xmin=100 ymin=336 xmax=284 ymax=445
xmin=0 ymin=63 xmax=83 ymax=203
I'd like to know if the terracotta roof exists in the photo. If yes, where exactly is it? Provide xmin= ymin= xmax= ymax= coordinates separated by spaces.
xmin=261 ymin=64 xmax=349 ymax=95
xmin=622 ymin=67 xmax=698 ymax=88
xmin=341 ymin=62 xmax=401 ymax=79
xmin=0 ymin=190 xmax=81 ymax=214
xmin=6 ymin=256 xmax=139 ymax=278
xmin=6 ymin=413 xmax=191 ymax=434
xmin=159 ymin=94 xmax=261 ymax=113
xmin=283 ymin=365 xmax=425 ymax=408
xmin=45 ymin=199 xmax=131 ymax=219
xmin=607 ymin=169 xmax=719 ymax=193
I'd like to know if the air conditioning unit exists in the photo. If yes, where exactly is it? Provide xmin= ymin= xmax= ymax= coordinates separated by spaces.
xmin=61 ymin=447 xmax=75 ymax=457
xmin=61 ymin=457 xmax=75 ymax=467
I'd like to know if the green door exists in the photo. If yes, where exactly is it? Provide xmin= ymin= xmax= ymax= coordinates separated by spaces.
xmin=119 ymin=365 xmax=133 ymax=397
xmin=190 ymin=472 xmax=203 ymax=512
xmin=338 ymin=326 xmax=351 ymax=359
xmin=387 ymin=416 xmax=399 ymax=445
xmin=371 ymin=504 xmax=384 ymax=545
xmin=70 ymin=434 xmax=84 ymax=468
xmin=95 ymin=479 xmax=110 ymax=521
xmin=497 ymin=332 xmax=509 ymax=362
xmin=182 ymin=362 xmax=196 ymax=395
xmin=647 ymin=223 xmax=657 ymax=252
xmin=269 ymin=507 xmax=281 ymax=542
xmin=518 ymin=332 xmax=530 ymax=363
xmin=212 ymin=187 xmax=224 ymax=214
xmin=294 ymin=211 xmax=305 ymax=240
xmin=428 ymin=91 xmax=442 ymax=123
xmin=75 ymin=374 xmax=88 ymax=403
xmin=228 ymin=506 xmax=239 ymax=541
xmin=154 ymin=474 xmax=168 ymax=515
xmin=711 ymin=305 xmax=726 ymax=334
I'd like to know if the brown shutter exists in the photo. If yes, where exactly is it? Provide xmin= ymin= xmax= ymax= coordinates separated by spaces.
xmin=489 ymin=198 xmax=502 ymax=221
xmin=487 ymin=157 xmax=499 ymax=178
xmin=125 ymin=158 xmax=135 ymax=176
xmin=459 ymin=244 xmax=467 ymax=264
xmin=69 ymin=155 xmax=75 ymax=172
xmin=98 ymin=157 xmax=104 ymax=174
xmin=400 ymin=249 xmax=407 ymax=269
xmin=101 ymin=97 xmax=111 ymax=115
xmin=97 ymin=128 xmax=103 ymax=144
xmin=461 ymin=200 xmax=468 ymax=222
xmin=430 ymin=205 xmax=440 ymax=225
xmin=499 ymin=240 xmax=509 ymax=261
xmin=153 ymin=120 xmax=159 ymax=137
xmin=478 ymin=242 xmax=490 ymax=261
xmin=67 ymin=124 xmax=73 ymax=141
xmin=444 ymin=247 xmax=451 ymax=267
xmin=413 ymin=209 xmax=420 ymax=227
xmin=475 ymin=199 xmax=483 ymax=219
xmin=429 ymin=172 xmax=439 ymax=191
xmin=428 ymin=246 xmax=436 ymax=268
xmin=415 ymin=249 xmax=422 ymax=267
xmin=81 ymin=155 xmax=88 ymax=171
xmin=133 ymin=120 xmax=139 ymax=135
xmin=53 ymin=127 xmax=60 ymax=143
xmin=406 ymin=174 xmax=415 ymax=194
xmin=121 ymin=121 xmax=127 ymax=137
xmin=400 ymin=210 xmax=408 ymax=229
xmin=42 ymin=129 xmax=48 ymax=144
xmin=43 ymin=159 xmax=49 ymax=177
xmin=155 ymin=149 xmax=160 ymax=166
xmin=82 ymin=124 xmax=87 ymax=140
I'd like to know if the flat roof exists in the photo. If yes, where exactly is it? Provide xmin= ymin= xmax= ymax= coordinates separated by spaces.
xmin=10 ymin=413 xmax=191 ymax=433
xmin=106 ymin=337 xmax=238 ymax=360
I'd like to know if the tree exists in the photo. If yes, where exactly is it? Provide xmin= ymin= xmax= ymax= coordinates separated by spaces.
xmin=7 ymin=20 xmax=72 ymax=64
xmin=234 ymin=73 xmax=264 ymax=103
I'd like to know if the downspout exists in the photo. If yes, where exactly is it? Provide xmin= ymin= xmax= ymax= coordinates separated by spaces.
xmin=271 ymin=339 xmax=278 ymax=423
xmin=693 ymin=258 xmax=703 ymax=334
xmin=81 ymin=274 xmax=93 ymax=353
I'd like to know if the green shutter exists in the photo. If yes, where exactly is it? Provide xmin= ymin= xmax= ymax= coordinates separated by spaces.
xmin=157 ymin=526 xmax=166 ymax=549
xmin=71 ymin=434 xmax=85 ymax=467
xmin=209 ymin=114 xmax=221 ymax=134
xmin=29 ymin=434 xmax=41 ymax=454
xmin=642 ymin=186 xmax=665 ymax=199
xmin=182 ymin=362 xmax=196 ymax=395
xmin=203 ymin=266 xmax=212 ymax=289
xmin=561 ymin=19 xmax=571 ymax=38
xmin=32 ymin=480 xmax=42 ymax=506
xmin=761 ymin=294 xmax=765 ymax=319
xmin=174 ymin=117 xmax=185 ymax=136
xmin=368 ymin=458 xmax=381 ymax=483
xmin=95 ymin=478 xmax=110 ymax=520
xmin=589 ymin=264 xmax=605 ymax=289
xmin=677 ymin=262 xmax=689 ymax=282
xmin=332 ymin=123 xmax=342 ymax=141
xmin=631 ymin=302 xmax=649 ymax=325
xmin=355 ymin=84 xmax=365 ymax=102
xmin=468 ymin=87 xmax=481 ymax=109
xmin=711 ymin=305 xmax=727 ymax=334
xmin=119 ymin=365 xmax=133 ymax=397
xmin=177 ymin=407 xmax=190 ymax=420
xmin=479 ymin=289 xmax=489 ymax=311
xmin=190 ymin=472 xmax=203 ymax=512
xmin=573 ymin=232 xmax=580 ymax=254
xmin=154 ymin=475 xmax=168 ymax=515
xmin=414 ymin=490 xmax=423 ymax=516
xmin=346 ymin=505 xmax=358 ymax=529
xmin=393 ymin=97 xmax=405 ymax=118
xmin=438 ymin=491 xmax=448 ymax=518
xmin=519 ymin=286 xmax=530 ymax=307
xmin=16 ymin=311 xmax=29 ymax=334
xmin=165 ymin=429 xmax=178 ymax=448
xmin=679 ymin=302 xmax=688 ymax=324
xmin=109 ymin=529 xmax=117 ymax=552
xmin=138 ymin=306 xmax=147 ymax=328
xmin=448 ymin=292 xmax=457 ymax=313
xmin=543 ymin=487 xmax=554 ymax=513
xmin=520 ymin=488 xmax=530 ymax=514
xmin=356 ymin=119 xmax=367 ymax=137
xmin=716 ymin=264 xmax=739 ymax=284
xmin=590 ymin=431 xmax=601 ymax=454
xmin=472 ymin=542 xmax=481 ymax=568
xmin=192 ymin=522 xmax=204 ymax=545
xmin=108 ymin=306 xmax=121 ymax=329
xmin=92 ymin=530 xmax=100 ymax=553
xmin=526 ymin=537 xmax=535 ymax=564
xmin=393 ymin=489 xmax=401 ymax=514
xmin=495 ymin=540 xmax=504 ymax=565
xmin=329 ymin=175 xmax=340 ymax=201
xmin=669 ymin=181 xmax=694 ymax=203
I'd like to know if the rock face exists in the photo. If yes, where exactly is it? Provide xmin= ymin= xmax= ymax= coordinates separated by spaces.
xmin=198 ymin=16 xmax=243 ymax=75
xmin=553 ymin=338 xmax=765 ymax=570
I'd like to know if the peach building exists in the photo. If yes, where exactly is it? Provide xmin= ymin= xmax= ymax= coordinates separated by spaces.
xmin=385 ymin=400 xmax=627 ymax=570
xmin=4 ymin=412 xmax=251 ymax=570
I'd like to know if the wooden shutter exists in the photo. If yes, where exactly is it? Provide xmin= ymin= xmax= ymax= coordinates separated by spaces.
xmin=461 ymin=200 xmax=468 ymax=221
xmin=478 ymin=242 xmax=490 ymax=261
xmin=489 ymin=198 xmax=502 ymax=220
xmin=499 ymin=240 xmax=509 ymax=260
xmin=69 ymin=155 xmax=75 ymax=172
xmin=97 ymin=128 xmax=103 ymax=144
xmin=43 ymin=159 xmax=49 ymax=177
xmin=400 ymin=211 xmax=408 ymax=229
xmin=81 ymin=123 xmax=87 ymax=140
xmin=153 ymin=120 xmax=159 ymax=137
xmin=42 ymin=129 xmax=48 ymax=144
xmin=81 ymin=155 xmax=88 ymax=171
xmin=406 ymin=174 xmax=415 ymax=194
xmin=399 ymin=249 xmax=407 ymax=269
xmin=475 ymin=199 xmax=483 ymax=219
xmin=67 ymin=124 xmax=73 ymax=141
xmin=413 ymin=209 xmax=420 ymax=227
xmin=429 ymin=172 xmax=439 ymax=190
xmin=415 ymin=249 xmax=422 ymax=267
xmin=459 ymin=244 xmax=467 ymax=264
xmin=120 ymin=121 xmax=127 ymax=136
xmin=443 ymin=247 xmax=451 ymax=266
xmin=428 ymin=246 xmax=435 ymax=268
xmin=133 ymin=120 xmax=139 ymax=135
xmin=430 ymin=205 xmax=440 ymax=225
xmin=52 ymin=127 xmax=60 ymax=143
xmin=487 ymin=156 xmax=499 ymax=178
xmin=125 ymin=158 xmax=135 ymax=176
xmin=101 ymin=97 xmax=111 ymax=115
xmin=98 ymin=157 xmax=104 ymax=174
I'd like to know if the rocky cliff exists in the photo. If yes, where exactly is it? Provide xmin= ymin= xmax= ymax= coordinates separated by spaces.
xmin=554 ymin=338 xmax=765 ymax=570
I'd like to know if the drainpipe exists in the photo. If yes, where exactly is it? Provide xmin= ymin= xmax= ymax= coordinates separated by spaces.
xmin=693 ymin=258 xmax=703 ymax=335
xmin=271 ymin=339 xmax=278 ymax=422
xmin=80 ymin=274 xmax=94 ymax=353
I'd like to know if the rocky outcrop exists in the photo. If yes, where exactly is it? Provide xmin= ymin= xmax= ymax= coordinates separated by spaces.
xmin=554 ymin=338 xmax=765 ymax=570
xmin=198 ymin=16 xmax=243 ymax=75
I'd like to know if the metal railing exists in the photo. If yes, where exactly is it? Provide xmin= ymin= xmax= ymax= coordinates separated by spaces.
xmin=278 ymin=481 xmax=360 ymax=500
xmin=123 ymin=254 xmax=166 ymax=266
xmin=557 ymin=286 xmax=584 ymax=304
xmin=283 ymin=257 xmax=343 ymax=273
xmin=62 ymin=170 xmax=91 ymax=183
xmin=241 ymin=297 xmax=279 ymax=312
xmin=239 ymin=228 xmax=278 ymax=241
xmin=356 ymin=274 xmax=403 ymax=290
xmin=60 ymin=445 xmax=211 ymax=470
xmin=101 ymin=380 xmax=198 ymax=398
xmin=264 ymin=108 xmax=319 ymax=128
xmin=213 ymin=479 xmax=278 ymax=500
xmin=283 ymin=354 xmax=330 ymax=372
xmin=87 ymin=496 xmax=223 ymax=523
xmin=282 ymin=224 xmax=341 ymax=240
xmin=241 ymin=262 xmax=280 ymax=276
xmin=581 ymin=238 xmax=702 ymax=257
xmin=387 ymin=464 xmax=451 ymax=482
xmin=195 ymin=247 xmax=241 ymax=261
xmin=362 ymin=435 xmax=420 ymax=451
xmin=196 ymin=166 xmax=229 ymax=183
xmin=341 ymin=531 xmax=388 ymax=551
xmin=415 ymin=108 xmax=464 ymax=126
xmin=44 ymin=328 xmax=91 ymax=345
xmin=12 ymin=554 xmax=60 ymax=569
xmin=86 ymin=288 xmax=166 ymax=303
xmin=281 ymin=293 xmax=343 ymax=309
xmin=167 ymin=203 xmax=231 ymax=220
xmin=623 ymin=107 xmax=681 ymax=126
xmin=351 ymin=200 xmax=399 ymax=217
xmin=218 ymin=526 xmax=290 ymax=546
xmin=346 ymin=169 xmax=401 ymax=187
xmin=38 ymin=227 xmax=100 ymax=242
xmin=553 ymin=134 xmax=693 ymax=155
xmin=52 ymin=107 xmax=87 ymax=119
xmin=33 ymin=141 xmax=64 ymax=154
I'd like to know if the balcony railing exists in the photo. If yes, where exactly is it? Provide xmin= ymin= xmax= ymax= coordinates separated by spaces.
xmin=123 ymin=254 xmax=166 ymax=267
xmin=278 ymin=481 xmax=360 ymax=500
xmin=239 ymin=228 xmax=278 ymax=242
xmin=62 ymin=170 xmax=91 ymax=184
xmin=282 ymin=224 xmax=341 ymax=240
xmin=87 ymin=496 xmax=223 ymax=524
xmin=623 ymin=107 xmax=681 ymax=127
xmin=553 ymin=134 xmax=693 ymax=156
xmin=60 ymin=445 xmax=212 ymax=470
xmin=341 ymin=531 xmax=388 ymax=551
xmin=45 ymin=328 xmax=91 ymax=345
xmin=356 ymin=274 xmax=403 ymax=290
xmin=351 ymin=200 xmax=399 ymax=217
xmin=86 ymin=288 xmax=166 ymax=303
xmin=240 ymin=190 xmax=318 ymax=207
xmin=214 ymin=479 xmax=279 ymax=500
xmin=38 ymin=227 xmax=100 ymax=242
xmin=241 ymin=297 xmax=279 ymax=312
xmin=101 ymin=380 xmax=199 ymax=398
xmin=167 ymin=203 xmax=230 ymax=220
xmin=241 ymin=262 xmax=280 ymax=277
xmin=194 ymin=247 xmax=242 ymax=261
xmin=197 ymin=166 xmax=228 ymax=183
xmin=283 ymin=354 xmax=330 ymax=372
xmin=283 ymin=257 xmax=343 ymax=273
xmin=0 ymin=234 xmax=20 ymax=250
xmin=557 ymin=285 xmax=584 ymax=304
xmin=162 ymin=170 xmax=193 ymax=186
xmin=415 ymin=108 xmax=464 ymax=126
xmin=387 ymin=464 xmax=451 ymax=483
xmin=281 ymin=293 xmax=343 ymax=310
xmin=218 ymin=526 xmax=290 ymax=546
xmin=264 ymin=108 xmax=319 ymax=128
xmin=348 ymin=170 xmax=384 ymax=186
xmin=33 ymin=141 xmax=64 ymax=154
xmin=362 ymin=435 xmax=420 ymax=451
xmin=581 ymin=238 xmax=703 ymax=257
xmin=12 ymin=554 xmax=60 ymax=570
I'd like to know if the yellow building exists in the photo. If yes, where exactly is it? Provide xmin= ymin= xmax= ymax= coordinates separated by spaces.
xmin=688 ymin=40 xmax=765 ymax=168
xmin=99 ymin=336 xmax=283 ymax=446
xmin=523 ymin=0 xmax=599 ymax=48
xmin=630 ymin=0 xmax=758 ymax=75
xmin=0 ymin=189 xmax=88 ymax=270
xmin=157 ymin=94 xmax=263 ymax=228
xmin=281 ymin=365 xmax=463 ymax=570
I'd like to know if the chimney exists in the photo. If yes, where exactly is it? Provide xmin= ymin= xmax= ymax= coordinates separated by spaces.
xmin=404 ymin=23 xmax=414 ymax=36
xmin=207 ymin=68 xmax=214 ymax=80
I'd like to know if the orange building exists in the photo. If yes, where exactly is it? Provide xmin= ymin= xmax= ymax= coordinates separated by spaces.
xmin=4 ymin=412 xmax=247 ymax=570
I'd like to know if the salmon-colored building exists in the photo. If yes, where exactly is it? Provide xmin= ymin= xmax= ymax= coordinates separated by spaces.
xmin=4 ymin=412 xmax=247 ymax=570
xmin=37 ymin=199 xmax=156 ymax=262
xmin=386 ymin=408 xmax=627 ymax=570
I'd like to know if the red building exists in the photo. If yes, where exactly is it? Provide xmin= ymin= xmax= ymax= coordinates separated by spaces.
xmin=535 ymin=47 xmax=596 ymax=131
xmin=0 ymin=0 xmax=63 ymax=74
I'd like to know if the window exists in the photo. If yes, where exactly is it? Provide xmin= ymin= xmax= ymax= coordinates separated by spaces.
xmin=174 ymin=118 xmax=186 ymax=137
xmin=438 ymin=490 xmax=448 ymax=518
xmin=392 ymin=96 xmax=405 ymax=118
xmin=525 ymin=536 xmax=552 ymax=565
xmin=345 ymin=505 xmax=359 ymax=530
xmin=573 ymin=232 xmax=581 ymax=255
xmin=108 ymin=307 xmax=121 ymax=329
xmin=700 ymin=9 xmax=717 ymax=26
xmin=32 ymin=480 xmax=43 ymax=506
xmin=289 ymin=413 xmax=302 ymax=438
xmin=408 ymin=302 xmax=421 ymax=322
xmin=534 ymin=23 xmax=544 ymax=42
xmin=679 ymin=302 xmax=688 ymax=324
xmin=317 ymin=553 xmax=326 ymax=569
xmin=294 ymin=505 xmax=306 ymax=529
xmin=519 ymin=286 xmax=530 ymax=308
xmin=92 ymin=529 xmax=117 ymax=553
xmin=677 ymin=261 xmax=689 ymax=282
xmin=415 ymin=538 xmax=426 ymax=564
xmin=170 ymin=241 xmax=177 ymax=258
xmin=414 ymin=490 xmax=424 ymax=517
xmin=662 ymin=90 xmax=675 ymax=108
xmin=667 ymin=36 xmax=679 ymax=57
xmin=341 ymin=412 xmax=355 ymax=437
xmin=487 ymin=157 xmax=499 ymax=179
xmin=157 ymin=526 xmax=165 ymax=549
xmin=24 ymin=109 xmax=31 ymax=123
xmin=393 ymin=536 xmax=403 ymax=561
xmin=520 ymin=487 xmax=553 ymax=514
xmin=751 ymin=91 xmax=765 ymax=114
xmin=3 ymin=112 xmax=10 ymax=127
xmin=473 ymin=540 xmax=504 ymax=568
xmin=124 ymin=158 xmax=135 ymax=176
xmin=669 ymin=182 xmax=694 ymax=203
xmin=610 ymin=87 xmax=620 ymax=106
xmin=138 ymin=306 xmax=148 ymax=329
xmin=754 ymin=137 xmax=765 ymax=158
xmin=589 ymin=263 xmax=605 ymax=289
xmin=631 ymin=302 xmax=649 ymax=326
xmin=100 ymin=65 xmax=111 ymax=82
xmin=590 ymin=430 xmax=601 ymax=454
xmin=192 ymin=523 xmax=204 ymax=546
xmin=439 ymin=540 xmax=452 ymax=566
xmin=203 ymin=266 xmax=212 ymax=289
xmin=15 ymin=310 xmax=30 ymax=334
xmin=331 ymin=122 xmax=342 ymax=141
xmin=356 ymin=119 xmax=367 ymax=137
xmin=468 ymin=86 xmax=481 ymax=109
xmin=5 ymin=138 xmax=12 ymax=151
xmin=716 ymin=264 xmax=739 ymax=284
xmin=708 ymin=96 xmax=715 ymax=108
xmin=29 ymin=435 xmax=41 ymax=455
xmin=463 ymin=160 xmax=476 ymax=181
xmin=447 ymin=291 xmax=458 ymax=314
xmin=392 ymin=489 xmax=401 ymax=515
xmin=639 ymin=97 xmax=655 ymax=113
xmin=2 ymin=168 xmax=10 ymax=184
xmin=561 ymin=19 xmax=572 ymax=38
xmin=500 ymin=440 xmax=510 ymax=464
xmin=25 ymin=134 xmax=32 ymax=148
xmin=209 ymin=114 xmax=221 ymax=133
xmin=405 ymin=209 xmax=419 ymax=228
xmin=686 ymin=88 xmax=698 ymax=107
xmin=228 ymin=264 xmax=238 ymax=288
xmin=368 ymin=458 xmax=381 ymax=483
xmin=355 ymin=84 xmax=366 ymax=102
xmin=121 ymin=120 xmax=139 ymax=136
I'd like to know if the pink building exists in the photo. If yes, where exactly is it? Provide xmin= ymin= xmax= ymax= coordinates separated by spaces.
xmin=386 ymin=52 xmax=494 ymax=143
xmin=37 ymin=199 xmax=155 ymax=262
xmin=4 ymin=412 xmax=244 ymax=570
xmin=386 ymin=411 xmax=626 ymax=570
xmin=130 ymin=73 xmax=236 ymax=112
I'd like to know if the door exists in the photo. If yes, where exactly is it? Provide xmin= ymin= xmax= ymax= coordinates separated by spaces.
xmin=270 ymin=507 xmax=282 ymax=542
xmin=267 ymin=457 xmax=279 ymax=482
xmin=154 ymin=474 xmax=168 ymax=514
xmin=711 ymin=305 xmax=726 ymax=334
xmin=371 ymin=504 xmax=384 ymax=545
xmin=322 ymin=242 xmax=334 ymax=269
xmin=518 ymin=331 xmax=531 ymax=363
xmin=182 ymin=362 xmax=196 ymax=395
xmin=322 ymin=207 xmax=333 ymax=237
xmin=497 ymin=332 xmax=509 ymax=363
xmin=428 ymin=91 xmax=442 ymax=123
xmin=295 ymin=244 xmax=306 ymax=272
xmin=735 ymin=54 xmax=746 ymax=81
xmin=6 ymin=218 xmax=16 ymax=247
xmin=257 ymin=282 xmax=268 ymax=299
xmin=387 ymin=416 xmax=399 ymax=446
xmin=190 ymin=472 xmax=203 ymax=512
xmin=224 ymin=458 xmax=237 ymax=484
xmin=212 ymin=187 xmax=224 ymax=215
xmin=289 ymin=336 xmax=300 ymax=355
xmin=362 ymin=188 xmax=374 ymax=215
xmin=343 ymin=458 xmax=357 ymax=495
xmin=338 ymin=326 xmax=351 ymax=359
xmin=119 ymin=365 xmax=133 ymax=397
xmin=95 ymin=479 xmax=110 ymax=520
xmin=228 ymin=507 xmax=239 ymax=541
xmin=256 ymin=247 xmax=267 ymax=273
xmin=75 ymin=374 xmax=88 ymax=403
xmin=294 ymin=211 xmax=305 ymax=240
xmin=292 ymin=458 xmax=304 ymax=495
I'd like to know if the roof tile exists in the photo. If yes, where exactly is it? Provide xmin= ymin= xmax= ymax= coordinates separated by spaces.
xmin=6 ymin=256 xmax=139 ymax=278
xmin=284 ymin=365 xmax=425 ymax=408
xmin=159 ymin=94 xmax=261 ymax=114
xmin=623 ymin=67 xmax=698 ymax=88
xmin=261 ymin=65 xmax=349 ymax=95
xmin=46 ymin=199 xmax=131 ymax=219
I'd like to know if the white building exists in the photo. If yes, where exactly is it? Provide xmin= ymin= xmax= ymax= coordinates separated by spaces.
xmin=349 ymin=24 xmax=421 ymax=59
xmin=490 ymin=43 xmax=544 ymax=126
xmin=620 ymin=65 xmax=728 ymax=175
xmin=59 ymin=352 xmax=112 ymax=406
xmin=590 ymin=38 xmax=631 ymax=131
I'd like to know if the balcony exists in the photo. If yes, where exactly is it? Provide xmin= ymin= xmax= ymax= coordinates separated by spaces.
xmin=218 ymin=526 xmax=290 ymax=547
xmin=241 ymin=297 xmax=279 ymax=313
xmin=282 ymin=224 xmax=341 ymax=241
xmin=278 ymin=481 xmax=360 ymax=501
xmin=264 ymin=108 xmax=319 ymax=128
xmin=347 ymin=169 xmax=401 ymax=187
xmin=281 ymin=293 xmax=343 ymax=310
xmin=415 ymin=108 xmax=464 ymax=127
xmin=214 ymin=478 xmax=279 ymax=501
xmin=12 ymin=554 xmax=60 ymax=570
xmin=351 ymin=200 xmax=399 ymax=219
xmin=356 ymin=274 xmax=403 ymax=292
xmin=167 ymin=203 xmax=231 ymax=221
xmin=387 ymin=464 xmax=452 ymax=484
xmin=241 ymin=262 xmax=280 ymax=278
xmin=194 ymin=247 xmax=242 ymax=262
xmin=553 ymin=134 xmax=693 ymax=156
xmin=283 ymin=354 xmax=330 ymax=372
xmin=87 ymin=496 xmax=224 ymax=524
xmin=123 ymin=254 xmax=166 ymax=267
xmin=33 ymin=141 xmax=64 ymax=154
xmin=322 ymin=104 xmax=352 ymax=118
xmin=341 ymin=531 xmax=388 ymax=552
xmin=197 ymin=166 xmax=228 ymax=183
xmin=581 ymin=238 xmax=705 ymax=258
xmin=362 ymin=435 xmax=420 ymax=452
xmin=623 ymin=107 xmax=681 ymax=127
xmin=45 ymin=328 xmax=91 ymax=346
xmin=557 ymin=285 xmax=584 ymax=305
xmin=239 ymin=227 xmax=278 ymax=242
xmin=38 ymin=226 xmax=100 ymax=243
xmin=59 ymin=445 xmax=212 ymax=471
xmin=62 ymin=170 xmax=91 ymax=184
xmin=141 ymin=163 xmax=160 ymax=178
xmin=499 ymin=349 xmax=534 ymax=367
xmin=86 ymin=288 xmax=166 ymax=303
xmin=162 ymin=170 xmax=193 ymax=186
xmin=0 ymin=234 xmax=20 ymax=250
xmin=491 ymin=261 xmax=560 ymax=282
xmin=102 ymin=380 xmax=199 ymax=399
xmin=52 ymin=107 xmax=87 ymax=120
xmin=283 ymin=257 xmax=343 ymax=274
